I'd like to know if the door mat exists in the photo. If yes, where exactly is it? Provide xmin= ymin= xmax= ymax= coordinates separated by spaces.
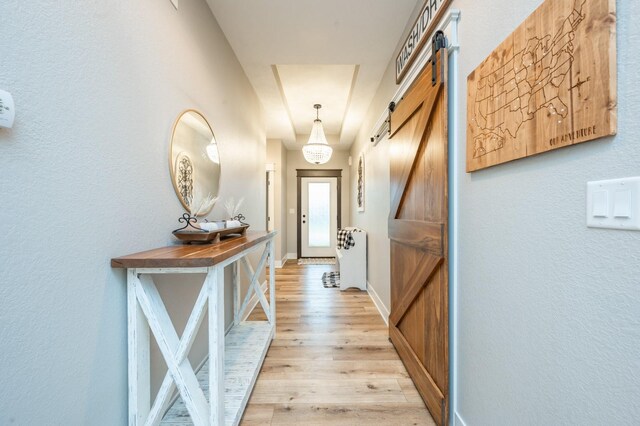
xmin=298 ymin=257 xmax=336 ymax=265
xmin=322 ymin=271 xmax=340 ymax=288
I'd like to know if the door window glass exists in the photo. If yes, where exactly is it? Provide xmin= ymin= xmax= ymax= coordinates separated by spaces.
xmin=308 ymin=182 xmax=331 ymax=247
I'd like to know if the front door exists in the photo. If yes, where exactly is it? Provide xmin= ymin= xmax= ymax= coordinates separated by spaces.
xmin=388 ymin=48 xmax=449 ymax=425
xmin=301 ymin=177 xmax=337 ymax=257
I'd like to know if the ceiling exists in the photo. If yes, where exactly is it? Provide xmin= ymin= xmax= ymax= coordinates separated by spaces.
xmin=206 ymin=0 xmax=420 ymax=151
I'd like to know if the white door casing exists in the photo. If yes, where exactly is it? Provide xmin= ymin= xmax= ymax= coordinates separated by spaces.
xmin=266 ymin=170 xmax=275 ymax=232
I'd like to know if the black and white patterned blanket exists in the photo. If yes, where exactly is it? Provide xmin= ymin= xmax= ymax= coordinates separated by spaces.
xmin=337 ymin=228 xmax=361 ymax=250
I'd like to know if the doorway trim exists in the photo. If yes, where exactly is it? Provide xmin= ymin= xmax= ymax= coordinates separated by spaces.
xmin=296 ymin=169 xmax=342 ymax=259
xmin=265 ymin=163 xmax=276 ymax=232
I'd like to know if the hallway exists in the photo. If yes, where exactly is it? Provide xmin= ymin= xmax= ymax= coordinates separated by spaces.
xmin=242 ymin=262 xmax=436 ymax=425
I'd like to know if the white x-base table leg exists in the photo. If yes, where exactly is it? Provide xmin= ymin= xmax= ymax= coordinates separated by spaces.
xmin=126 ymin=240 xmax=275 ymax=426
xmin=127 ymin=266 xmax=225 ymax=426
xmin=236 ymin=245 xmax=272 ymax=324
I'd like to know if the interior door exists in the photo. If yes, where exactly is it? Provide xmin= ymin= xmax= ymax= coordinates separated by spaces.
xmin=388 ymin=49 xmax=449 ymax=426
xmin=301 ymin=177 xmax=337 ymax=257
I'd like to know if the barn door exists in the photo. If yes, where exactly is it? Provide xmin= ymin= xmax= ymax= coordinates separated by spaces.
xmin=388 ymin=47 xmax=449 ymax=426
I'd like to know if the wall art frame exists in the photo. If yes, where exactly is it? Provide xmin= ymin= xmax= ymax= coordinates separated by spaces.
xmin=357 ymin=153 xmax=365 ymax=212
xmin=466 ymin=0 xmax=616 ymax=172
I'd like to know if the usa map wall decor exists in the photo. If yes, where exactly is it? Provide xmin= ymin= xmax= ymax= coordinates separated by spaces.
xmin=466 ymin=0 xmax=616 ymax=172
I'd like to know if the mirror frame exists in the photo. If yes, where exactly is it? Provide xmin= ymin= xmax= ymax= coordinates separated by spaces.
xmin=168 ymin=109 xmax=221 ymax=215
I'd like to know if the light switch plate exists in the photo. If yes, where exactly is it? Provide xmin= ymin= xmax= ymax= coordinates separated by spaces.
xmin=587 ymin=177 xmax=640 ymax=230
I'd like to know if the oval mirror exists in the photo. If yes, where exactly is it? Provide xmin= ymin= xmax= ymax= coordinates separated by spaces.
xmin=169 ymin=110 xmax=221 ymax=216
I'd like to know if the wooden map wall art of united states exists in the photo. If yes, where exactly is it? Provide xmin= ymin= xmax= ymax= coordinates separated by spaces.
xmin=466 ymin=0 xmax=616 ymax=172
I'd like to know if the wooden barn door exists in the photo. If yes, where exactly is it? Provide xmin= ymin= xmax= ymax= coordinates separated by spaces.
xmin=388 ymin=48 xmax=448 ymax=426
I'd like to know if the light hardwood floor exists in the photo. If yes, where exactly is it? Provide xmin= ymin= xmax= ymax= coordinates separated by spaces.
xmin=241 ymin=262 xmax=436 ymax=425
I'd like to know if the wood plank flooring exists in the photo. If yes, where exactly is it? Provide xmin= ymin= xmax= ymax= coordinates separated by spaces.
xmin=242 ymin=262 xmax=435 ymax=425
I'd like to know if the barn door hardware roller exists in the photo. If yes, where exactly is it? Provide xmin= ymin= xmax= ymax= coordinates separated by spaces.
xmin=431 ymin=30 xmax=447 ymax=86
xmin=369 ymin=101 xmax=396 ymax=144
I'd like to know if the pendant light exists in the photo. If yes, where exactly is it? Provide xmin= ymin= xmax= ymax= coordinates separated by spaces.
xmin=302 ymin=104 xmax=333 ymax=165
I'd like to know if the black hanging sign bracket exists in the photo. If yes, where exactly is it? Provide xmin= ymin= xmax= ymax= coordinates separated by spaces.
xmin=431 ymin=30 xmax=447 ymax=86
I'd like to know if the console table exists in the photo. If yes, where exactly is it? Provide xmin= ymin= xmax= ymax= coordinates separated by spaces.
xmin=111 ymin=231 xmax=276 ymax=426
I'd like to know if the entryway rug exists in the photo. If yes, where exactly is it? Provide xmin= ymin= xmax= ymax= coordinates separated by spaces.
xmin=322 ymin=271 xmax=340 ymax=288
xmin=298 ymin=257 xmax=336 ymax=265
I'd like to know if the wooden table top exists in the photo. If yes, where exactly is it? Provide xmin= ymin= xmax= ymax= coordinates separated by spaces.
xmin=111 ymin=231 xmax=275 ymax=269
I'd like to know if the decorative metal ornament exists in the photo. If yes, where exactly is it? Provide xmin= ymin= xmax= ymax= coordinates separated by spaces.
xmin=172 ymin=212 xmax=205 ymax=233
xmin=175 ymin=152 xmax=194 ymax=205
xmin=233 ymin=213 xmax=248 ymax=225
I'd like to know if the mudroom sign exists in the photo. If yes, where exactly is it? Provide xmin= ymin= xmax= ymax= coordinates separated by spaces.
xmin=395 ymin=0 xmax=451 ymax=84
xmin=466 ymin=0 xmax=617 ymax=172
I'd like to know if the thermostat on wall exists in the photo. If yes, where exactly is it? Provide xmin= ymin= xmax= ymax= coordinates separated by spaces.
xmin=0 ymin=89 xmax=15 ymax=129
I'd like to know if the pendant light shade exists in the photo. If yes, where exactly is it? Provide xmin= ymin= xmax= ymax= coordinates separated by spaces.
xmin=302 ymin=104 xmax=333 ymax=165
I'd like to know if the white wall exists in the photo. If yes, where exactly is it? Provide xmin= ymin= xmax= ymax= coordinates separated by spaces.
xmin=348 ymin=69 xmax=396 ymax=311
xmin=286 ymin=148 xmax=351 ymax=257
xmin=0 ymin=1 xmax=265 ymax=424
xmin=454 ymin=0 xmax=640 ymax=424
xmin=348 ymin=0 xmax=424 ymax=315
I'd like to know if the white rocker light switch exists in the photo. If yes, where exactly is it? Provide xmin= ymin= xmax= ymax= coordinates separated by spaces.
xmin=592 ymin=190 xmax=608 ymax=217
xmin=613 ymin=190 xmax=632 ymax=218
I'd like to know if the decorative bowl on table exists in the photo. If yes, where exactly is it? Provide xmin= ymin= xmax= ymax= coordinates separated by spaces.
xmin=172 ymin=230 xmax=218 ymax=244
xmin=172 ymin=224 xmax=250 ymax=244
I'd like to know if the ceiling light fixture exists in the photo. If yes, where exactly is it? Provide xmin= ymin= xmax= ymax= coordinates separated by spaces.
xmin=302 ymin=104 xmax=333 ymax=165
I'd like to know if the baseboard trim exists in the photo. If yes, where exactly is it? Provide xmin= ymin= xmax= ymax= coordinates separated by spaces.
xmin=241 ymin=281 xmax=268 ymax=321
xmin=274 ymin=253 xmax=288 ymax=269
xmin=367 ymin=281 xmax=389 ymax=326
xmin=286 ymin=252 xmax=297 ymax=260
xmin=454 ymin=412 xmax=467 ymax=426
